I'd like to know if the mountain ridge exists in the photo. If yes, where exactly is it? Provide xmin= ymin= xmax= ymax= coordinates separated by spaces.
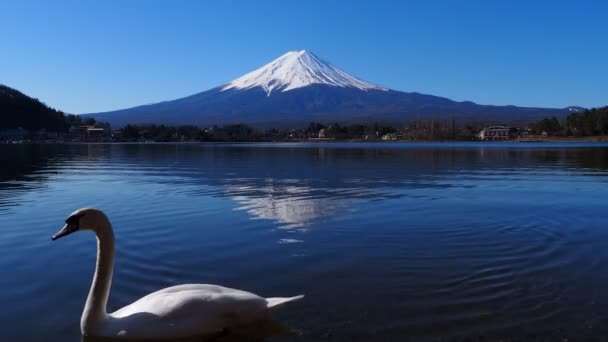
xmin=84 ymin=51 xmax=576 ymax=127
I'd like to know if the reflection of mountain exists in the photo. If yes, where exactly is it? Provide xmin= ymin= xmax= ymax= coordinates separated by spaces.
xmin=228 ymin=184 xmax=345 ymax=229
xmin=3 ymin=143 xmax=608 ymax=222
xmin=149 ymin=144 xmax=608 ymax=229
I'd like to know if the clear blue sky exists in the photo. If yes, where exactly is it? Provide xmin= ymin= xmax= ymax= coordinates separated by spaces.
xmin=1 ymin=0 xmax=606 ymax=114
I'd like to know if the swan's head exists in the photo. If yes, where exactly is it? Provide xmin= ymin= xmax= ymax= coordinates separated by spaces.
xmin=52 ymin=208 xmax=105 ymax=240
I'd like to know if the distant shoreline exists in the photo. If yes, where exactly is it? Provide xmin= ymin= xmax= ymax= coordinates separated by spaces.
xmin=517 ymin=135 xmax=608 ymax=143
xmin=4 ymin=135 xmax=608 ymax=145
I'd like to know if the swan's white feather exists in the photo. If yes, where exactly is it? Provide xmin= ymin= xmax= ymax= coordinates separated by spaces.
xmin=266 ymin=295 xmax=305 ymax=309
xmin=111 ymin=284 xmax=267 ymax=318
xmin=99 ymin=284 xmax=275 ymax=338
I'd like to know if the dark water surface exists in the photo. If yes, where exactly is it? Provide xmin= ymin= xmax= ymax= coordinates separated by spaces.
xmin=1 ymin=142 xmax=608 ymax=341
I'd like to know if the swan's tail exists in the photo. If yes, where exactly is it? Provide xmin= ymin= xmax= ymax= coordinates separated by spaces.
xmin=266 ymin=295 xmax=304 ymax=309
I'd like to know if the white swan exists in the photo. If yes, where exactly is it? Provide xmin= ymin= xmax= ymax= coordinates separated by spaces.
xmin=52 ymin=208 xmax=303 ymax=339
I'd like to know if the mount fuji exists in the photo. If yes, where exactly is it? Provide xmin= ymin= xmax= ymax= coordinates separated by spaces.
xmin=85 ymin=50 xmax=574 ymax=127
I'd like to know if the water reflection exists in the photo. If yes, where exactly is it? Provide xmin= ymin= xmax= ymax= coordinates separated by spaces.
xmin=3 ymin=143 xmax=608 ymax=225
xmin=229 ymin=184 xmax=346 ymax=229
xmin=82 ymin=318 xmax=296 ymax=342
xmin=3 ymin=143 xmax=608 ymax=341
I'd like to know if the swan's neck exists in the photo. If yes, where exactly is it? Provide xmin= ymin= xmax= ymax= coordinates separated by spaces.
xmin=81 ymin=218 xmax=115 ymax=332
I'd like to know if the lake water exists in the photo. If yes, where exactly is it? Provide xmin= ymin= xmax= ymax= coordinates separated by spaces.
xmin=1 ymin=142 xmax=608 ymax=341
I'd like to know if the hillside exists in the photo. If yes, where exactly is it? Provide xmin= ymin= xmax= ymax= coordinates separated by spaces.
xmin=0 ymin=85 xmax=67 ymax=131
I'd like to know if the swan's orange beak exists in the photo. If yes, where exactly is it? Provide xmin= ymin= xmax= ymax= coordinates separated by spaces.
xmin=52 ymin=223 xmax=78 ymax=240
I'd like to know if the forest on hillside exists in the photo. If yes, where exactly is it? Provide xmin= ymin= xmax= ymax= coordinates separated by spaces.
xmin=529 ymin=107 xmax=608 ymax=136
xmin=0 ymin=85 xmax=95 ymax=132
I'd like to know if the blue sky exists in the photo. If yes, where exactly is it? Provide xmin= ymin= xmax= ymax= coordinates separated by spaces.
xmin=1 ymin=0 xmax=606 ymax=113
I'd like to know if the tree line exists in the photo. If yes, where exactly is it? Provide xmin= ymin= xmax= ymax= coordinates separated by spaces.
xmin=529 ymin=107 xmax=608 ymax=136
xmin=115 ymin=118 xmax=487 ymax=142
xmin=119 ymin=124 xmax=257 ymax=142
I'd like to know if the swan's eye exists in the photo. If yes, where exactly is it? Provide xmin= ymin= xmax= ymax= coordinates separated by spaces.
xmin=66 ymin=213 xmax=85 ymax=229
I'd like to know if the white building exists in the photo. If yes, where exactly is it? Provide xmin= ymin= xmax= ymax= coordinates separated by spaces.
xmin=478 ymin=126 xmax=511 ymax=140
xmin=381 ymin=133 xmax=397 ymax=141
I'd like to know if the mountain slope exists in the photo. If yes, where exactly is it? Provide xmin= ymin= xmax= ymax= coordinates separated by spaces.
xmin=85 ymin=51 xmax=573 ymax=127
xmin=0 ymin=85 xmax=67 ymax=131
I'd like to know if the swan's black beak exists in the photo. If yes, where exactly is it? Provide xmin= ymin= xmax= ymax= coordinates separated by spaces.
xmin=52 ymin=223 xmax=78 ymax=240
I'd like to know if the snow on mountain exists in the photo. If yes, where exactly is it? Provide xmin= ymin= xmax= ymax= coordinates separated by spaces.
xmin=566 ymin=106 xmax=585 ymax=112
xmin=221 ymin=50 xmax=387 ymax=95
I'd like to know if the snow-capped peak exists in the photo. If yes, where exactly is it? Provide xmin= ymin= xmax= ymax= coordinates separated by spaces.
xmin=222 ymin=50 xmax=387 ymax=95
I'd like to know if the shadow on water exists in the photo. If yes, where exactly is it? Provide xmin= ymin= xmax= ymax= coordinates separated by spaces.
xmin=0 ymin=144 xmax=112 ymax=213
xmin=82 ymin=318 xmax=297 ymax=342
xmin=0 ymin=143 xmax=116 ymax=187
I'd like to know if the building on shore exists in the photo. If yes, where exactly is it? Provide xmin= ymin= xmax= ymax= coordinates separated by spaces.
xmin=69 ymin=125 xmax=111 ymax=141
xmin=381 ymin=133 xmax=398 ymax=141
xmin=477 ymin=126 xmax=512 ymax=141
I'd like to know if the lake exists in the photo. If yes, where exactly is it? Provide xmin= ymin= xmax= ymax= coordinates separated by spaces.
xmin=1 ymin=142 xmax=608 ymax=341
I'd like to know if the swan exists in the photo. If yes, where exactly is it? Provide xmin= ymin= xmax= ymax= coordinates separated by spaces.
xmin=51 ymin=208 xmax=303 ymax=339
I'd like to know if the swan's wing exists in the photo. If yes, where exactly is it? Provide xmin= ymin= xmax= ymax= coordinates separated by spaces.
xmin=111 ymin=284 xmax=268 ymax=320
xmin=106 ymin=284 xmax=302 ymax=339
xmin=106 ymin=284 xmax=271 ymax=338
